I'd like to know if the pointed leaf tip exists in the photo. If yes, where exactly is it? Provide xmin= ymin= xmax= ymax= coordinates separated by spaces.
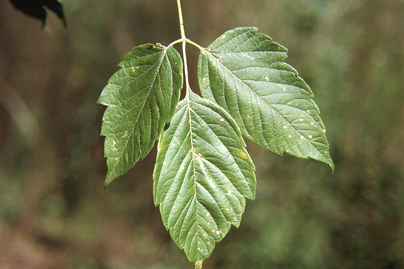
xmin=198 ymin=27 xmax=333 ymax=168
xmin=99 ymin=44 xmax=183 ymax=184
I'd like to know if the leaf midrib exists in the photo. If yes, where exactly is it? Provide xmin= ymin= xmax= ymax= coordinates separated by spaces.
xmin=204 ymin=51 xmax=325 ymax=158
xmin=107 ymin=48 xmax=169 ymax=182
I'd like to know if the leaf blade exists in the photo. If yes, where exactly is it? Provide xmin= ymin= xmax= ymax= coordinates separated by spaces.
xmin=153 ymin=92 xmax=256 ymax=264
xmin=197 ymin=27 xmax=334 ymax=170
xmin=98 ymin=43 xmax=183 ymax=185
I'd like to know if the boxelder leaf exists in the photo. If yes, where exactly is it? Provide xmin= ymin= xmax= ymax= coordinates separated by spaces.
xmin=198 ymin=27 xmax=334 ymax=170
xmin=98 ymin=43 xmax=183 ymax=186
xmin=153 ymin=91 xmax=256 ymax=265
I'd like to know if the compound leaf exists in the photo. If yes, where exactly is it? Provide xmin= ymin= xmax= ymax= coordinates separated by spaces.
xmin=98 ymin=43 xmax=183 ymax=186
xmin=153 ymin=91 xmax=256 ymax=265
xmin=198 ymin=27 xmax=334 ymax=170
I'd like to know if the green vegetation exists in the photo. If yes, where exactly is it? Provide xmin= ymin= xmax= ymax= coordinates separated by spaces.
xmin=1 ymin=0 xmax=403 ymax=268
xmin=98 ymin=1 xmax=332 ymax=266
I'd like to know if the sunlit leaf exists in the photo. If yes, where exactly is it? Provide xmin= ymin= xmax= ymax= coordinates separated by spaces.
xmin=98 ymin=43 xmax=183 ymax=186
xmin=198 ymin=27 xmax=334 ymax=170
xmin=153 ymin=91 xmax=256 ymax=265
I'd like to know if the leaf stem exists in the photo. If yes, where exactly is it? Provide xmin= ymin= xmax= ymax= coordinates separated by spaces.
xmin=176 ymin=4 xmax=202 ymax=268
xmin=185 ymin=38 xmax=207 ymax=53
xmin=176 ymin=0 xmax=190 ymax=95
xmin=168 ymin=38 xmax=183 ymax=48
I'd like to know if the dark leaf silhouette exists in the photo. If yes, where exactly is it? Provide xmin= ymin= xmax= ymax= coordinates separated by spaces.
xmin=9 ymin=0 xmax=67 ymax=28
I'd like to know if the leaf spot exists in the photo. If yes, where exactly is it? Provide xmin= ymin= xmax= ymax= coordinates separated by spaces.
xmin=241 ymin=52 xmax=254 ymax=60
xmin=238 ymin=150 xmax=247 ymax=160
xmin=300 ymin=135 xmax=304 ymax=139
xmin=283 ymin=125 xmax=287 ymax=129
xmin=219 ymin=118 xmax=224 ymax=122
xmin=309 ymin=135 xmax=313 ymax=139
xmin=265 ymin=76 xmax=270 ymax=81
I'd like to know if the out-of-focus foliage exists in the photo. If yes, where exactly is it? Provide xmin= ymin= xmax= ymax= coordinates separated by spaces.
xmin=0 ymin=0 xmax=403 ymax=268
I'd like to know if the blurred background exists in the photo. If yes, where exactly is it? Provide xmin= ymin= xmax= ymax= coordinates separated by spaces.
xmin=0 ymin=0 xmax=403 ymax=268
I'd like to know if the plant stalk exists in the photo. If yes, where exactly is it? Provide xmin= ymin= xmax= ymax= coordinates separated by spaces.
xmin=176 ymin=0 xmax=190 ymax=94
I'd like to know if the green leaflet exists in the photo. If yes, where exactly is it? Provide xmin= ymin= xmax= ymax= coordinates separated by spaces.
xmin=198 ymin=27 xmax=334 ymax=170
xmin=153 ymin=91 xmax=256 ymax=264
xmin=98 ymin=44 xmax=183 ymax=186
